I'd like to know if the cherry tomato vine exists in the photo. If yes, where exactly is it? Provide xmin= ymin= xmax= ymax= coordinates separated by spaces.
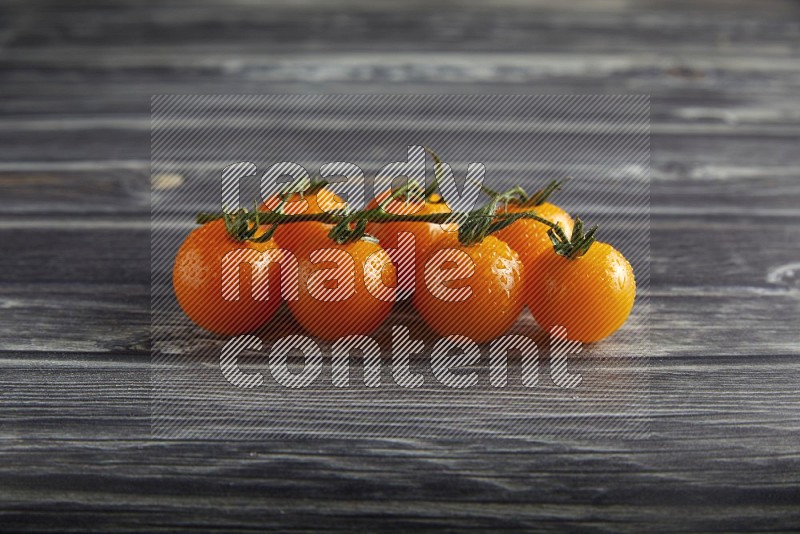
xmin=178 ymin=149 xmax=636 ymax=343
xmin=195 ymin=178 xmax=594 ymax=255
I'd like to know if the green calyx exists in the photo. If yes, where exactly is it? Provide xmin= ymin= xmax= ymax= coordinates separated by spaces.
xmin=548 ymin=217 xmax=598 ymax=259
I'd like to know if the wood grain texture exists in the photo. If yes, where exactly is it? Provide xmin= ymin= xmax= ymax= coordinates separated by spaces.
xmin=1 ymin=0 xmax=799 ymax=530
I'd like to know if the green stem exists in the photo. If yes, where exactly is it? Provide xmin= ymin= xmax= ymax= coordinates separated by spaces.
xmin=197 ymin=207 xmax=564 ymax=230
xmin=196 ymin=210 xmax=460 ymax=226
xmin=197 ymin=204 xmax=569 ymax=246
xmin=201 ymin=149 xmax=575 ymax=245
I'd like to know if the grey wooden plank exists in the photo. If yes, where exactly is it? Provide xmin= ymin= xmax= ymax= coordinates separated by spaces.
xmin=2 ymin=64 xmax=800 ymax=107
xmin=0 ymin=170 xmax=150 ymax=214
xmin=0 ymin=482 xmax=798 ymax=532
xmin=1 ymin=279 xmax=797 ymax=359
xmin=3 ymin=172 xmax=799 ymax=216
xmin=3 ymin=80 xmax=800 ymax=121
xmin=1 ymin=129 xmax=798 ymax=180
xmin=0 ymin=1 xmax=797 ymax=117
xmin=0 ymin=284 xmax=150 ymax=353
xmin=2 ymin=0 xmax=798 ymax=54
xmin=0 ymin=395 xmax=797 ymax=531
xmin=2 ymin=489 xmax=796 ymax=532
xmin=4 ymin=346 xmax=797 ymax=437
xmin=0 ymin=229 xmax=150 ymax=285
xmin=0 ymin=350 xmax=798 ymax=485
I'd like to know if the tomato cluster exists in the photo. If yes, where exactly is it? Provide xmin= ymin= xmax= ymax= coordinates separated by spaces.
xmin=173 ymin=183 xmax=636 ymax=344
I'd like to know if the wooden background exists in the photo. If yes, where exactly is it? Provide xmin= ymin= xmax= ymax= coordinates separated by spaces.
xmin=1 ymin=0 xmax=799 ymax=530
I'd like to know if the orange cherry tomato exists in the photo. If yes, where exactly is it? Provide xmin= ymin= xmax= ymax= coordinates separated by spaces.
xmin=413 ymin=234 xmax=525 ymax=344
xmin=365 ymin=189 xmax=455 ymax=293
xmin=493 ymin=200 xmax=574 ymax=299
xmin=287 ymin=228 xmax=397 ymax=341
xmin=528 ymin=241 xmax=635 ymax=343
xmin=261 ymin=187 xmax=344 ymax=253
xmin=173 ymin=219 xmax=283 ymax=336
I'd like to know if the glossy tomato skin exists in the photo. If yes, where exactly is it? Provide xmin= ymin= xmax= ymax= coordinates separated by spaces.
xmin=365 ymin=190 xmax=456 ymax=294
xmin=528 ymin=242 xmax=635 ymax=343
xmin=413 ymin=234 xmax=525 ymax=344
xmin=262 ymin=188 xmax=343 ymax=253
xmin=287 ymin=232 xmax=397 ymax=341
xmin=173 ymin=219 xmax=283 ymax=336
xmin=493 ymin=201 xmax=573 ymax=300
